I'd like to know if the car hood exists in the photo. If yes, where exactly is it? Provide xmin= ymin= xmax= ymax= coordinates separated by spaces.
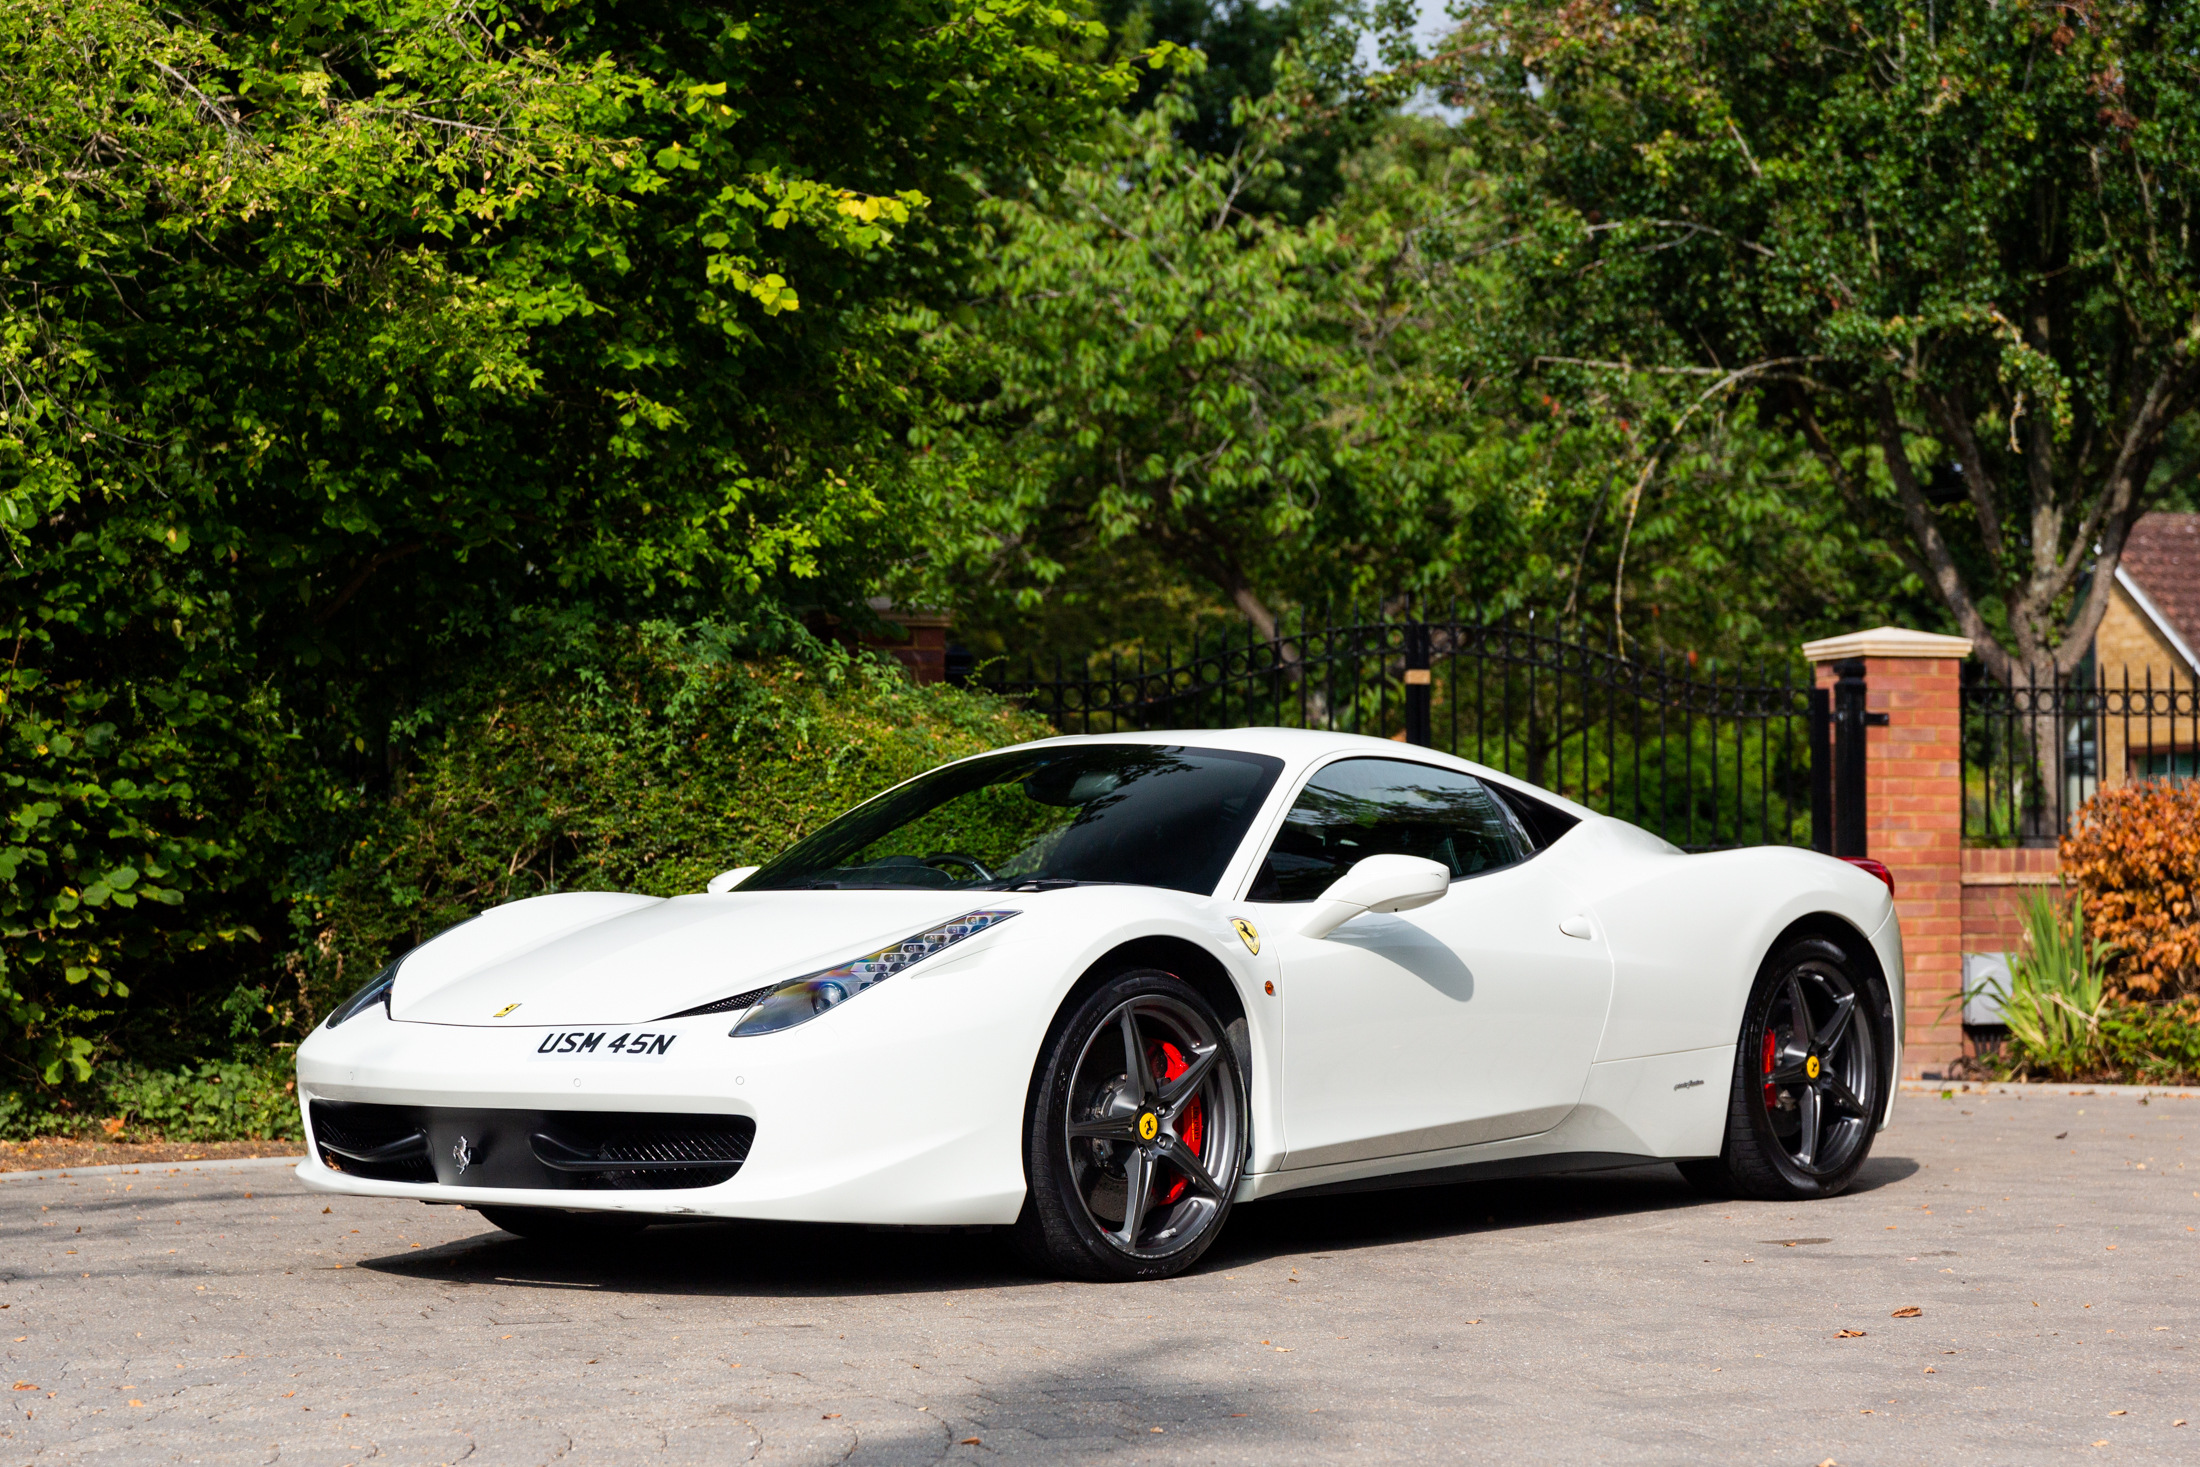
xmin=390 ymin=889 xmax=1018 ymax=1027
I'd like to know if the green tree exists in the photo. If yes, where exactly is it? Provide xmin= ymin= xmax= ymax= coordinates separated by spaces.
xmin=1449 ymin=0 xmax=2200 ymax=687
xmin=0 ymin=0 xmax=1147 ymax=1081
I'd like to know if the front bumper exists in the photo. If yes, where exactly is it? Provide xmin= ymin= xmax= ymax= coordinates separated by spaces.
xmin=294 ymin=977 xmax=1037 ymax=1224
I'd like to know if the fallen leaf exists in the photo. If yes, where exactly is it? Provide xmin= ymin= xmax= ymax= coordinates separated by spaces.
xmin=1230 ymin=1413 xmax=1249 ymax=1418
xmin=1891 ymin=1307 xmax=1923 ymax=1319
xmin=129 ymin=1400 xmax=143 ymax=1407
xmin=322 ymin=1207 xmax=331 ymax=1214
xmin=961 ymin=1438 xmax=981 ymax=1446
xmin=1923 ymin=1367 xmax=1936 ymax=1374
xmin=2056 ymin=1132 xmax=2068 ymax=1139
xmin=1836 ymin=1330 xmax=1867 ymax=1339
xmin=2109 ymin=1410 xmax=2127 ymax=1416
xmin=1151 ymin=1427 xmax=1165 ymax=1433
xmin=2174 ymin=1419 xmax=2187 ymax=1427
xmin=10 ymin=1383 xmax=34 ymax=1391
xmin=2094 ymin=1442 xmax=2109 ymax=1448
xmin=822 ymin=1413 xmax=840 ymax=1420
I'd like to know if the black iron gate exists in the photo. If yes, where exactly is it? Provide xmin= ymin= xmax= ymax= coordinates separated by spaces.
xmin=983 ymin=608 xmax=1849 ymax=854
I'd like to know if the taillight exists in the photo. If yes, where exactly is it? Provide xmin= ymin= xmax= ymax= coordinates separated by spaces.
xmin=1841 ymin=856 xmax=1895 ymax=896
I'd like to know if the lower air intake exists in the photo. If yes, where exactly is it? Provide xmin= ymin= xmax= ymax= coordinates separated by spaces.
xmin=307 ymin=1101 xmax=754 ymax=1190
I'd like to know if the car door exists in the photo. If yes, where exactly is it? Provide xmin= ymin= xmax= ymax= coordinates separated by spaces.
xmin=1241 ymin=757 xmax=1614 ymax=1170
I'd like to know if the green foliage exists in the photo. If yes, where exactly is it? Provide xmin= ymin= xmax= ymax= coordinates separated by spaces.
xmin=1106 ymin=0 xmax=1418 ymax=219
xmin=0 ymin=1054 xmax=301 ymax=1143
xmin=1979 ymin=887 xmax=2200 ymax=1084
xmin=1988 ymin=889 xmax=2118 ymax=1077
xmin=1 ymin=0 xmax=1146 ymax=1082
xmin=916 ymin=91 xmax=1357 ymax=635
xmin=295 ymin=622 xmax=1050 ymax=1018
xmin=1450 ymin=0 xmax=2200 ymax=680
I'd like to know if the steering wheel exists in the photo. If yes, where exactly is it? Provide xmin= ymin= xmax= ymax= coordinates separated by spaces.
xmin=921 ymin=852 xmax=995 ymax=883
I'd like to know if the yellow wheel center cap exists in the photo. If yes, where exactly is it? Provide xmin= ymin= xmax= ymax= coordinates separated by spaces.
xmin=1805 ymin=1054 xmax=1821 ymax=1080
xmin=1137 ymin=1112 xmax=1160 ymax=1142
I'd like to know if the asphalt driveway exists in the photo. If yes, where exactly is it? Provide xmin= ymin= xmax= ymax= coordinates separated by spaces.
xmin=2 ymin=1087 xmax=2193 ymax=1464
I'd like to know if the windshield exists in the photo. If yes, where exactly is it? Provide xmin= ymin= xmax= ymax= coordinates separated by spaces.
xmin=741 ymin=744 xmax=1285 ymax=895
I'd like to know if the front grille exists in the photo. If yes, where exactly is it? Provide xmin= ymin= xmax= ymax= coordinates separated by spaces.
xmin=533 ymin=1117 xmax=753 ymax=1191
xmin=310 ymin=1100 xmax=436 ymax=1183
xmin=307 ymin=1101 xmax=754 ymax=1191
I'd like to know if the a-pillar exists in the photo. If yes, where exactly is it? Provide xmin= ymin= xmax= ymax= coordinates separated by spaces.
xmin=1801 ymin=626 xmax=1973 ymax=1078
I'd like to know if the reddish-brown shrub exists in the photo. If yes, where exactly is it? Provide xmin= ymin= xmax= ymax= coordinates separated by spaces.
xmin=2061 ymin=781 xmax=2200 ymax=997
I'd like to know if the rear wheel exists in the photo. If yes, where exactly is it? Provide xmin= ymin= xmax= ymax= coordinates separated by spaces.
xmin=1681 ymin=936 xmax=1886 ymax=1201
xmin=475 ymin=1206 xmax=650 ymax=1242
xmin=1015 ymin=971 xmax=1247 ymax=1281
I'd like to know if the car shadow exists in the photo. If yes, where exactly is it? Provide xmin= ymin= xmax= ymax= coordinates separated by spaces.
xmin=357 ymin=1154 xmax=1923 ymax=1297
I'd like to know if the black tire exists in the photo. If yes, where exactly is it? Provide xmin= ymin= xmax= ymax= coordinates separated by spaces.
xmin=475 ymin=1205 xmax=650 ymax=1242
xmin=1682 ymin=935 xmax=1888 ymax=1201
xmin=1014 ymin=970 xmax=1248 ymax=1281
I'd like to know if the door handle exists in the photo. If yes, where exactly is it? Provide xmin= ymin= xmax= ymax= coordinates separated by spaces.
xmin=1558 ymin=913 xmax=1594 ymax=940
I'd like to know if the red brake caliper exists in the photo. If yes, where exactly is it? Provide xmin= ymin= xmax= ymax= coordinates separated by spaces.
xmin=1146 ymin=1040 xmax=1205 ymax=1205
xmin=1761 ymin=1028 xmax=1778 ymax=1107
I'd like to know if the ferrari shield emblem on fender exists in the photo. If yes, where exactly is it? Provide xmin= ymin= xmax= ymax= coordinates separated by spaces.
xmin=492 ymin=1003 xmax=522 ymax=1018
xmin=1230 ymin=918 xmax=1260 ymax=955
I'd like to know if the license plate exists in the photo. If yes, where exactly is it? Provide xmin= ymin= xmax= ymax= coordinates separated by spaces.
xmin=529 ymin=1030 xmax=678 ymax=1061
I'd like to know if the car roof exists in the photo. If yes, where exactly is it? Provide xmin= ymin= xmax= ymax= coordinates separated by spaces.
xmin=1005 ymin=726 xmax=1598 ymax=819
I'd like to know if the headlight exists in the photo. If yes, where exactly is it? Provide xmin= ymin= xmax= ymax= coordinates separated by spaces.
xmin=730 ymin=909 xmax=1018 ymax=1038
xmin=323 ymin=962 xmax=399 ymax=1029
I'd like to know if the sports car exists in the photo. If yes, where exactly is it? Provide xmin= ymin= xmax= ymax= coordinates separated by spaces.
xmin=294 ymin=727 xmax=1903 ymax=1280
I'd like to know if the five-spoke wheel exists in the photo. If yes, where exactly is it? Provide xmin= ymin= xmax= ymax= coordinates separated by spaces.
xmin=1682 ymin=935 xmax=1886 ymax=1200
xmin=1017 ymin=971 xmax=1246 ymax=1279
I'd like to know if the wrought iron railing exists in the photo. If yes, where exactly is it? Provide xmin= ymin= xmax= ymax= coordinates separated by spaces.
xmin=1964 ymin=663 xmax=2200 ymax=844
xmin=982 ymin=607 xmax=1821 ymax=853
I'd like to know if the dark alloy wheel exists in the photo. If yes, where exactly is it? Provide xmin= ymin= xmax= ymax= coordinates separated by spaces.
xmin=1681 ymin=936 xmax=1887 ymax=1200
xmin=476 ymin=1205 xmax=650 ymax=1242
xmin=1016 ymin=971 xmax=1248 ymax=1281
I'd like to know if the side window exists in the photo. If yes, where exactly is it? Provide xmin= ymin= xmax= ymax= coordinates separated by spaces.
xmin=1247 ymin=758 xmax=1532 ymax=902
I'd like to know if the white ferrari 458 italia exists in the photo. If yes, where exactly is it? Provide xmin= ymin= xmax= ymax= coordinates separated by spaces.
xmin=296 ymin=727 xmax=1902 ymax=1280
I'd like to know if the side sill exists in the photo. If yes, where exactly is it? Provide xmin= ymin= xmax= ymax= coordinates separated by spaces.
xmin=1245 ymin=1150 xmax=1662 ymax=1204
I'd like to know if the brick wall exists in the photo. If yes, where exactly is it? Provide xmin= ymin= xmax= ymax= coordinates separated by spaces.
xmin=1961 ymin=847 xmax=2062 ymax=957
xmin=1862 ymin=655 xmax=1966 ymax=1076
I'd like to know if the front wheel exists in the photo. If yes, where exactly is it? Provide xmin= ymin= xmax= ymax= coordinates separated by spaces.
xmin=1015 ymin=971 xmax=1248 ymax=1281
xmin=1681 ymin=936 xmax=1886 ymax=1201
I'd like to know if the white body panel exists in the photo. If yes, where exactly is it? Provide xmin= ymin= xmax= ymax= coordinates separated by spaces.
xmin=295 ymin=726 xmax=1902 ymax=1222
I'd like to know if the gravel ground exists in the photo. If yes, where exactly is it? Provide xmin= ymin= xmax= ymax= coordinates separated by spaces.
xmin=1 ymin=1089 xmax=2193 ymax=1465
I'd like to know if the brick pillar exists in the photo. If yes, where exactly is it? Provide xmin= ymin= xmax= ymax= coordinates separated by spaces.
xmin=1802 ymin=626 xmax=1973 ymax=1078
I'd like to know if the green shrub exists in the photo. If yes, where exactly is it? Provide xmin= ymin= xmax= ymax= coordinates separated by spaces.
xmin=1990 ymin=889 xmax=2117 ymax=1077
xmin=289 ymin=619 xmax=1051 ymax=1021
xmin=1974 ymin=888 xmax=2200 ymax=1084
xmin=0 ymin=1052 xmax=301 ymax=1142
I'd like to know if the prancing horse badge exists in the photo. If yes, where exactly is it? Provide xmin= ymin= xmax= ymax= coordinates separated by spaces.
xmin=1230 ymin=918 xmax=1260 ymax=956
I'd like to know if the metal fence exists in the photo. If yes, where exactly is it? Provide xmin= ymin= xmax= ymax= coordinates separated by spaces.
xmin=1964 ymin=662 xmax=2200 ymax=844
xmin=982 ymin=607 xmax=1825 ymax=853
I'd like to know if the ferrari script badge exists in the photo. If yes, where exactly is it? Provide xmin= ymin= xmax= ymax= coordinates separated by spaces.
xmin=1137 ymin=1112 xmax=1160 ymax=1142
xmin=452 ymin=1136 xmax=474 ymax=1175
xmin=1805 ymin=1054 xmax=1821 ymax=1080
xmin=1230 ymin=918 xmax=1260 ymax=955
xmin=492 ymin=1003 xmax=522 ymax=1018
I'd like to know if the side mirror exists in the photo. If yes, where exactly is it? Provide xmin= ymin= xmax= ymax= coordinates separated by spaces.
xmin=1299 ymin=854 xmax=1451 ymax=939
xmin=706 ymin=866 xmax=760 ymax=894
